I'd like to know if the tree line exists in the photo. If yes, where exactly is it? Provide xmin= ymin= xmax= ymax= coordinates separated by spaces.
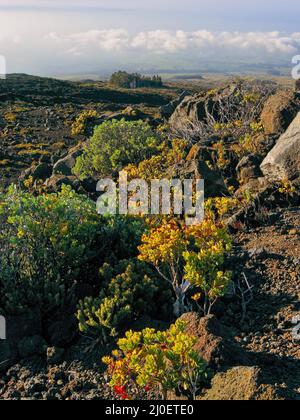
xmin=109 ymin=71 xmax=163 ymax=89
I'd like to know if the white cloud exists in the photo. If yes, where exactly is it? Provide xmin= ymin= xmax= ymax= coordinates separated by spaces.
xmin=45 ymin=28 xmax=300 ymax=57
xmin=132 ymin=30 xmax=189 ymax=53
xmin=46 ymin=29 xmax=130 ymax=51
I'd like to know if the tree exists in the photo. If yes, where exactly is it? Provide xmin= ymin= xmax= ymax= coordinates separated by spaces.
xmin=109 ymin=71 xmax=163 ymax=89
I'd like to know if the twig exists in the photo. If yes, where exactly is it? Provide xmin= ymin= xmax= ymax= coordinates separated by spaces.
xmin=235 ymin=272 xmax=254 ymax=324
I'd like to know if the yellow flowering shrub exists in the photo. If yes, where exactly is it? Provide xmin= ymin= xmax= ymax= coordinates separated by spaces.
xmin=138 ymin=218 xmax=232 ymax=316
xmin=278 ymin=179 xmax=296 ymax=197
xmin=71 ymin=110 xmax=97 ymax=136
xmin=103 ymin=320 xmax=209 ymax=400
xmin=124 ymin=139 xmax=188 ymax=182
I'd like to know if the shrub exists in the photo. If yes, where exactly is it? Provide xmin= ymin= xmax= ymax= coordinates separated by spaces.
xmin=124 ymin=139 xmax=188 ymax=182
xmin=77 ymin=259 xmax=173 ymax=344
xmin=99 ymin=216 xmax=146 ymax=264
xmin=73 ymin=119 xmax=161 ymax=179
xmin=138 ymin=218 xmax=232 ymax=316
xmin=103 ymin=320 xmax=209 ymax=400
xmin=278 ymin=179 xmax=297 ymax=198
xmin=0 ymin=186 xmax=102 ymax=316
xmin=0 ymin=187 xmax=148 ymax=317
xmin=71 ymin=110 xmax=98 ymax=136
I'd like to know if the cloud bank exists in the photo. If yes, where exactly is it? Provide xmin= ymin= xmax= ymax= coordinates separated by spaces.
xmin=46 ymin=29 xmax=300 ymax=56
xmin=1 ymin=27 xmax=300 ymax=75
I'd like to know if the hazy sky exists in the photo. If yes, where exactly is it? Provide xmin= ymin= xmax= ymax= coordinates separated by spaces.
xmin=0 ymin=0 xmax=300 ymax=75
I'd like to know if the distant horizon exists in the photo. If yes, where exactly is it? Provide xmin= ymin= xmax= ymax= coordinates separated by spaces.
xmin=0 ymin=0 xmax=299 ymax=76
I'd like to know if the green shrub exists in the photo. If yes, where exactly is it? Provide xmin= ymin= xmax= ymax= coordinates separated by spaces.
xmin=103 ymin=320 xmax=209 ymax=400
xmin=0 ymin=185 xmax=101 ymax=316
xmin=77 ymin=259 xmax=173 ymax=344
xmin=0 ymin=187 xmax=148 ymax=317
xmin=73 ymin=119 xmax=161 ymax=179
xmin=98 ymin=216 xmax=146 ymax=264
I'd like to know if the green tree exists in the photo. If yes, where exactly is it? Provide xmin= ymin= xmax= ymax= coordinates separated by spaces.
xmin=109 ymin=71 xmax=163 ymax=89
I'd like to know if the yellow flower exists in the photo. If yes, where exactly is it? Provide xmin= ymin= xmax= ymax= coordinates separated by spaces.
xmin=17 ymin=228 xmax=25 ymax=238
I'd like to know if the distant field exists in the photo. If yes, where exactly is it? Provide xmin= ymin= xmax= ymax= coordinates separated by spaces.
xmin=56 ymin=72 xmax=295 ymax=91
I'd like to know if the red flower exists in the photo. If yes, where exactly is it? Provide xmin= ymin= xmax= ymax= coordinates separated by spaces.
xmin=114 ymin=385 xmax=129 ymax=400
xmin=145 ymin=385 xmax=151 ymax=392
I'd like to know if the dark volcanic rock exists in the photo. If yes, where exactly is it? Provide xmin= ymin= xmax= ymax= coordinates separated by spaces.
xmin=53 ymin=147 xmax=83 ymax=176
xmin=160 ymin=91 xmax=189 ymax=119
xmin=201 ymin=367 xmax=281 ymax=400
xmin=179 ymin=313 xmax=250 ymax=370
xmin=31 ymin=163 xmax=53 ymax=180
xmin=236 ymin=154 xmax=263 ymax=183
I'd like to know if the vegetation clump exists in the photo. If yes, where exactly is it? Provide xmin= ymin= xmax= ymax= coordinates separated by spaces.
xmin=71 ymin=110 xmax=98 ymax=136
xmin=103 ymin=320 xmax=209 ymax=400
xmin=74 ymin=119 xmax=161 ymax=179
xmin=77 ymin=259 xmax=173 ymax=344
xmin=0 ymin=185 xmax=101 ymax=316
xmin=138 ymin=218 xmax=232 ymax=316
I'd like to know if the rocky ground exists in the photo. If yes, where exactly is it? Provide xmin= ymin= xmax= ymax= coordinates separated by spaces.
xmin=226 ymin=207 xmax=300 ymax=400
xmin=0 ymin=74 xmax=188 ymax=189
xmin=0 ymin=74 xmax=299 ymax=400
xmin=0 ymin=207 xmax=298 ymax=400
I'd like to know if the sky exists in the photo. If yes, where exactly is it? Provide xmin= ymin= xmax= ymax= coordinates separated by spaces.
xmin=0 ymin=0 xmax=300 ymax=76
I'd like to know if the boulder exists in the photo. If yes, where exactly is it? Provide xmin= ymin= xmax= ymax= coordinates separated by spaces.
xmin=169 ymin=84 xmax=241 ymax=132
xmin=160 ymin=91 xmax=189 ymax=119
xmin=31 ymin=163 xmax=53 ymax=181
xmin=44 ymin=175 xmax=79 ymax=192
xmin=174 ymin=145 xmax=228 ymax=197
xmin=260 ymin=90 xmax=300 ymax=135
xmin=169 ymin=92 xmax=207 ymax=131
xmin=201 ymin=367 xmax=281 ymax=400
xmin=179 ymin=313 xmax=250 ymax=370
xmin=53 ymin=147 xmax=82 ymax=176
xmin=235 ymin=177 xmax=269 ymax=198
xmin=261 ymin=112 xmax=300 ymax=184
xmin=236 ymin=154 xmax=263 ymax=183
xmin=180 ymin=159 xmax=227 ymax=197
